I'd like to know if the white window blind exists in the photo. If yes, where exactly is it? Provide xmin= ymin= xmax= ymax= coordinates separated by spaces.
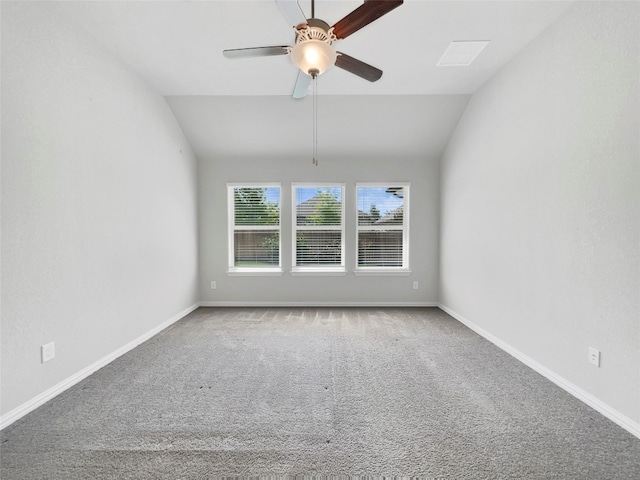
xmin=228 ymin=185 xmax=281 ymax=271
xmin=356 ymin=184 xmax=409 ymax=269
xmin=293 ymin=185 xmax=345 ymax=270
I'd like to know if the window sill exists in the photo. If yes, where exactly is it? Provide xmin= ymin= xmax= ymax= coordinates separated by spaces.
xmin=227 ymin=268 xmax=283 ymax=276
xmin=353 ymin=269 xmax=412 ymax=277
xmin=290 ymin=268 xmax=347 ymax=276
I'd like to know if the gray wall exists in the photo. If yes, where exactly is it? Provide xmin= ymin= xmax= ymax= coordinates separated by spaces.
xmin=199 ymin=156 xmax=439 ymax=305
xmin=440 ymin=1 xmax=639 ymax=426
xmin=1 ymin=3 xmax=199 ymax=417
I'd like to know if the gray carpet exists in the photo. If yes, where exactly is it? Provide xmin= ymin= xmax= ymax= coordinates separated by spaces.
xmin=2 ymin=307 xmax=639 ymax=479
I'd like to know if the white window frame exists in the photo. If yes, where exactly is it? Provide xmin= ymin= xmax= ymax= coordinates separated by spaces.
xmin=354 ymin=182 xmax=411 ymax=276
xmin=291 ymin=183 xmax=346 ymax=276
xmin=227 ymin=183 xmax=282 ymax=276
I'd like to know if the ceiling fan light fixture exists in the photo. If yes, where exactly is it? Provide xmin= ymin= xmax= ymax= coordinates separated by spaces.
xmin=290 ymin=39 xmax=337 ymax=76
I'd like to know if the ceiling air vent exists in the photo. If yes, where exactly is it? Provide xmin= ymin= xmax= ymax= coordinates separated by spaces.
xmin=437 ymin=41 xmax=490 ymax=66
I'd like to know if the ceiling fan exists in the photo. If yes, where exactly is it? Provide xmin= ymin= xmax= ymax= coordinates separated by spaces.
xmin=223 ymin=0 xmax=403 ymax=98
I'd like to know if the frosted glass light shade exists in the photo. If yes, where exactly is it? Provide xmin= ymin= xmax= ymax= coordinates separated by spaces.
xmin=290 ymin=40 xmax=337 ymax=76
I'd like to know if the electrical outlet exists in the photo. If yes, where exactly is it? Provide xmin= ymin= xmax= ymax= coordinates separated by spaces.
xmin=41 ymin=342 xmax=55 ymax=363
xmin=413 ymin=281 xmax=419 ymax=290
xmin=210 ymin=281 xmax=217 ymax=290
xmin=588 ymin=347 xmax=600 ymax=367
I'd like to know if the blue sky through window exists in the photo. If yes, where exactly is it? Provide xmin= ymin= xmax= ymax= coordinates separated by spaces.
xmin=358 ymin=187 xmax=404 ymax=215
xmin=263 ymin=186 xmax=402 ymax=215
xmin=264 ymin=187 xmax=280 ymax=205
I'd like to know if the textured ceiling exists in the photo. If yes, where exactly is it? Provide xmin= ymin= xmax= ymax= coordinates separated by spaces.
xmin=52 ymin=1 xmax=574 ymax=158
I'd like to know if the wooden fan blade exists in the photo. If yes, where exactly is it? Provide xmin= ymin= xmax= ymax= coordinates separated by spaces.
xmin=223 ymin=46 xmax=289 ymax=58
xmin=276 ymin=0 xmax=307 ymax=28
xmin=292 ymin=70 xmax=311 ymax=99
xmin=332 ymin=0 xmax=403 ymax=39
xmin=335 ymin=52 xmax=383 ymax=82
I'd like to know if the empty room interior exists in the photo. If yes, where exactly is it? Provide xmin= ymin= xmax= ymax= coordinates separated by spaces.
xmin=1 ymin=0 xmax=639 ymax=477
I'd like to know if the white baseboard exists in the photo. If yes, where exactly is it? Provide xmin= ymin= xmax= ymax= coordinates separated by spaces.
xmin=199 ymin=301 xmax=439 ymax=307
xmin=0 ymin=303 xmax=199 ymax=431
xmin=438 ymin=303 xmax=640 ymax=440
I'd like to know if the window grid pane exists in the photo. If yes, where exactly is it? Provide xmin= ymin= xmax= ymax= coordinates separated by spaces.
xmin=234 ymin=230 xmax=280 ymax=267
xmin=357 ymin=186 xmax=404 ymax=226
xmin=296 ymin=187 xmax=342 ymax=226
xmin=234 ymin=187 xmax=280 ymax=226
xmin=358 ymin=231 xmax=403 ymax=267
xmin=296 ymin=231 xmax=342 ymax=266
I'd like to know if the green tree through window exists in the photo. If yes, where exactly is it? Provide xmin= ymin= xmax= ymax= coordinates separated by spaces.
xmin=234 ymin=188 xmax=279 ymax=225
xmin=369 ymin=204 xmax=381 ymax=222
xmin=307 ymin=189 xmax=341 ymax=225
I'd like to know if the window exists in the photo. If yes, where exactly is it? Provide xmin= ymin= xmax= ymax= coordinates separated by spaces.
xmin=227 ymin=184 xmax=281 ymax=274
xmin=292 ymin=184 xmax=345 ymax=274
xmin=356 ymin=184 xmax=409 ymax=273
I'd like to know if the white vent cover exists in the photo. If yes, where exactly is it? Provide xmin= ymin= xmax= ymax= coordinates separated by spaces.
xmin=437 ymin=41 xmax=490 ymax=66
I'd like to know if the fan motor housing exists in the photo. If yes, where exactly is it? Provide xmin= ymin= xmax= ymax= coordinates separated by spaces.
xmin=295 ymin=18 xmax=336 ymax=44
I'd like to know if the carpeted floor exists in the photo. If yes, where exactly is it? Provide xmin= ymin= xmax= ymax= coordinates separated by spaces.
xmin=2 ymin=307 xmax=639 ymax=479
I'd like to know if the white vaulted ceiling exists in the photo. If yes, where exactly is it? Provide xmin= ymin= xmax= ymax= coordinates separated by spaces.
xmin=52 ymin=0 xmax=573 ymax=159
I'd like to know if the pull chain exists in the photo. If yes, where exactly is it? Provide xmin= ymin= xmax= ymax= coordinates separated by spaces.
xmin=311 ymin=70 xmax=319 ymax=166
